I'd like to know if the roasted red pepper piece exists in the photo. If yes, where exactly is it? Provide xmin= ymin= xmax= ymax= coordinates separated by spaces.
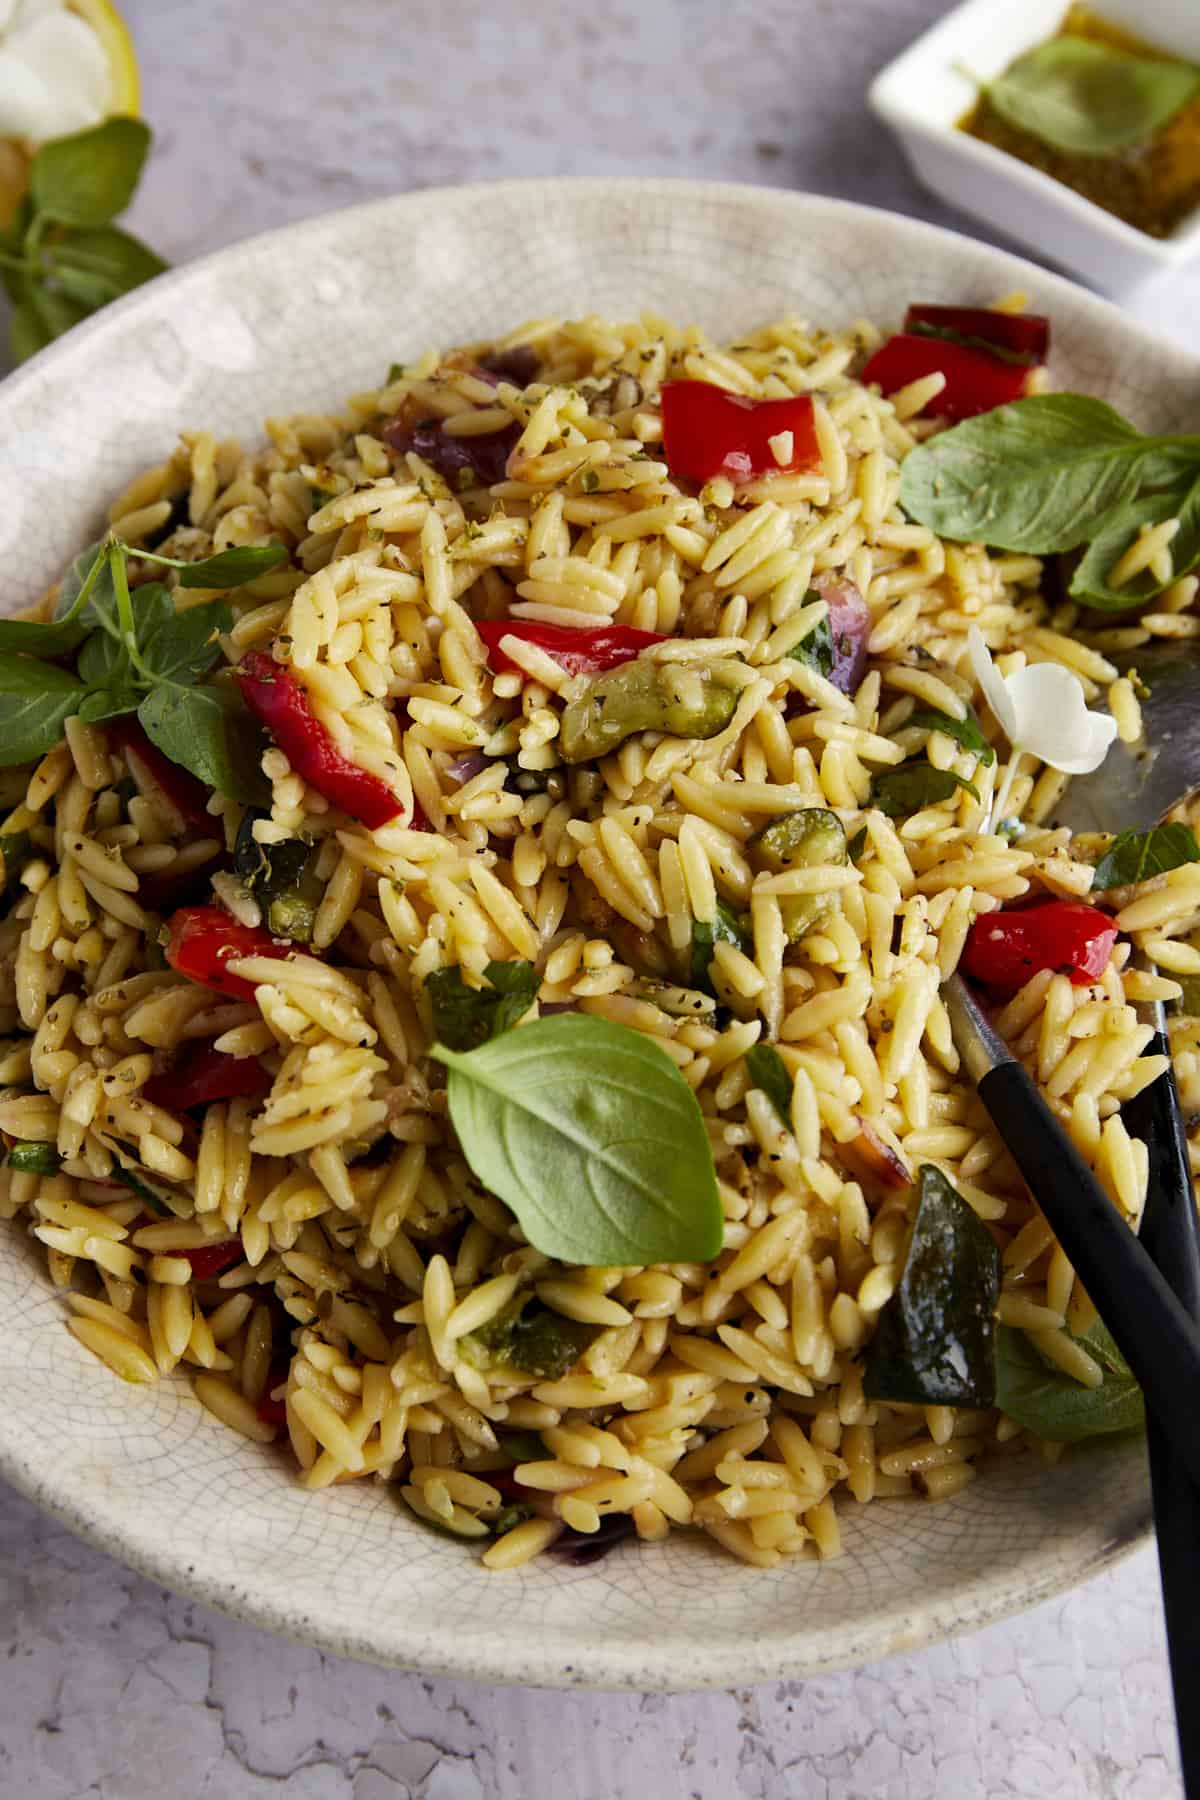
xmin=165 ymin=904 xmax=292 ymax=1000
xmin=476 ymin=618 xmax=666 ymax=678
xmin=237 ymin=650 xmax=404 ymax=829
xmin=903 ymin=305 xmax=1050 ymax=365
xmin=180 ymin=1239 xmax=244 ymax=1279
xmin=257 ymin=1387 xmax=289 ymax=1427
xmin=960 ymin=901 xmax=1118 ymax=992
xmin=660 ymin=381 xmax=820 ymax=484
xmin=110 ymin=718 xmax=212 ymax=830
xmin=143 ymin=1042 xmax=270 ymax=1112
xmin=861 ymin=334 xmax=1033 ymax=422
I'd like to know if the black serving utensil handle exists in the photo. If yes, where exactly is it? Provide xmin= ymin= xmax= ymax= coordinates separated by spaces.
xmin=1124 ymin=1013 xmax=1200 ymax=1800
xmin=943 ymin=975 xmax=1200 ymax=1493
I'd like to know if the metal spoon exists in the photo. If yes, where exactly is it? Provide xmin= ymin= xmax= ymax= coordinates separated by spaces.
xmin=950 ymin=638 xmax=1200 ymax=1796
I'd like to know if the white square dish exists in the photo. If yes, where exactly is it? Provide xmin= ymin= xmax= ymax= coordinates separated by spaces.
xmin=868 ymin=0 xmax=1200 ymax=294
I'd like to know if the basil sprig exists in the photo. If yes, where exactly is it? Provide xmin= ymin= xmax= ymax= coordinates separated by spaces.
xmin=995 ymin=1319 xmax=1143 ymax=1442
xmin=0 ymin=536 xmax=285 ymax=800
xmin=0 ymin=119 xmax=167 ymax=365
xmin=1092 ymin=823 xmax=1200 ymax=892
xmin=431 ymin=1013 xmax=723 ymax=1266
xmin=977 ymin=36 xmax=1200 ymax=157
xmin=871 ymin=761 xmax=979 ymax=818
xmin=899 ymin=395 xmax=1200 ymax=611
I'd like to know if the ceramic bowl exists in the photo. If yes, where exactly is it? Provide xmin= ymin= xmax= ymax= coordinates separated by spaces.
xmin=869 ymin=0 xmax=1200 ymax=294
xmin=0 ymin=180 xmax=1190 ymax=1688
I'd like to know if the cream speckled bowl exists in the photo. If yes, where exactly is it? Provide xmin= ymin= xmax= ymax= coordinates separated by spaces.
xmin=0 ymin=180 xmax=1187 ymax=1689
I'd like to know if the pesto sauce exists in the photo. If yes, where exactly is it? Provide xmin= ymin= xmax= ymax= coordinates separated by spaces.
xmin=961 ymin=5 xmax=1200 ymax=239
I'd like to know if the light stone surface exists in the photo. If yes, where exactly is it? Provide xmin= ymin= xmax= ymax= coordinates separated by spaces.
xmin=1 ymin=0 xmax=1196 ymax=1791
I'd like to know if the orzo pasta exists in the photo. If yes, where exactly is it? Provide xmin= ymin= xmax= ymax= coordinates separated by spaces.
xmin=0 ymin=300 xmax=1190 ymax=1573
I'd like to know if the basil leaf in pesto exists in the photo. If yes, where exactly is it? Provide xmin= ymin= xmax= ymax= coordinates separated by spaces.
xmin=980 ymin=36 xmax=1200 ymax=158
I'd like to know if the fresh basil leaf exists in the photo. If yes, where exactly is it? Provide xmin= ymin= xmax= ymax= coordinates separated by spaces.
xmin=847 ymin=825 xmax=868 ymax=862
xmin=898 ymin=395 xmax=1161 ymax=553
xmin=385 ymin=361 xmax=405 ymax=384
xmin=1070 ymin=472 xmax=1200 ymax=610
xmin=78 ymin=686 xmax=139 ymax=725
xmin=176 ymin=544 xmax=288 ymax=589
xmin=55 ymin=542 xmax=114 ymax=627
xmin=10 ymin=280 xmax=89 ymax=362
xmin=427 ymin=959 xmax=538 ymax=1053
xmin=139 ymin=596 xmax=232 ymax=683
xmin=137 ymin=684 xmax=270 ymax=805
xmin=10 ymin=295 xmax=50 ymax=364
xmin=745 ymin=1043 xmax=793 ymax=1128
xmin=0 ymin=612 xmax=90 ymax=657
xmin=690 ymin=898 xmax=750 ymax=993
xmin=431 ymin=1013 xmax=723 ymax=1266
xmin=77 ymin=626 xmax=131 ymax=690
xmin=982 ymin=36 xmax=1200 ymax=156
xmin=47 ymin=224 xmax=167 ymax=303
xmin=871 ymin=761 xmax=979 ymax=818
xmin=0 ymin=657 xmax=87 ymax=764
xmin=905 ymin=703 xmax=996 ymax=766
xmin=788 ymin=608 xmax=834 ymax=677
xmin=994 ymin=1319 xmax=1144 ymax=1442
xmin=31 ymin=118 xmax=151 ymax=228
xmin=863 ymin=1164 xmax=1001 ymax=1408
xmin=1092 ymin=823 xmax=1200 ymax=891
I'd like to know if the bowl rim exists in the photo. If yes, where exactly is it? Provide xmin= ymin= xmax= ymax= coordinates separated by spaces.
xmin=867 ymin=0 xmax=1200 ymax=266
xmin=0 ymin=174 xmax=1187 ymax=1686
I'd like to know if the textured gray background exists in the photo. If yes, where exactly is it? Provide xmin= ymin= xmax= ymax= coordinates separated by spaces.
xmin=1 ymin=0 xmax=1196 ymax=1793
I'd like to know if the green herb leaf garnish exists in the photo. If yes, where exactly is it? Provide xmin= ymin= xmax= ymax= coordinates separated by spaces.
xmin=690 ymin=898 xmax=751 ymax=994
xmin=899 ymin=395 xmax=1157 ymax=554
xmin=426 ymin=960 xmax=538 ymax=1053
xmin=431 ymin=1013 xmax=723 ymax=1266
xmin=871 ymin=762 xmax=979 ymax=818
xmin=905 ymin=703 xmax=996 ymax=766
xmin=994 ymin=1319 xmax=1144 ymax=1442
xmin=863 ymin=1165 xmax=1001 ymax=1408
xmin=137 ymin=684 xmax=270 ymax=806
xmin=978 ymin=36 xmax=1200 ymax=158
xmin=899 ymin=394 xmax=1200 ymax=610
xmin=1 ymin=119 xmax=166 ymax=364
xmin=1091 ymin=823 xmax=1200 ymax=891
xmin=744 ymin=1043 xmax=793 ymax=1128
xmin=0 ymin=657 xmax=88 ymax=763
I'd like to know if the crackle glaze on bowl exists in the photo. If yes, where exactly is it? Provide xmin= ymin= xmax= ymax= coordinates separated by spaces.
xmin=0 ymin=180 xmax=1189 ymax=1689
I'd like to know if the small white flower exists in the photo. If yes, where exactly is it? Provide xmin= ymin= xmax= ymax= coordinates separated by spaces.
xmin=0 ymin=0 xmax=110 ymax=141
xmin=967 ymin=626 xmax=1117 ymax=777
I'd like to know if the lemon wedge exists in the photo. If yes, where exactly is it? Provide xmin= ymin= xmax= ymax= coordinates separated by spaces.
xmin=0 ymin=0 xmax=139 ymax=221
